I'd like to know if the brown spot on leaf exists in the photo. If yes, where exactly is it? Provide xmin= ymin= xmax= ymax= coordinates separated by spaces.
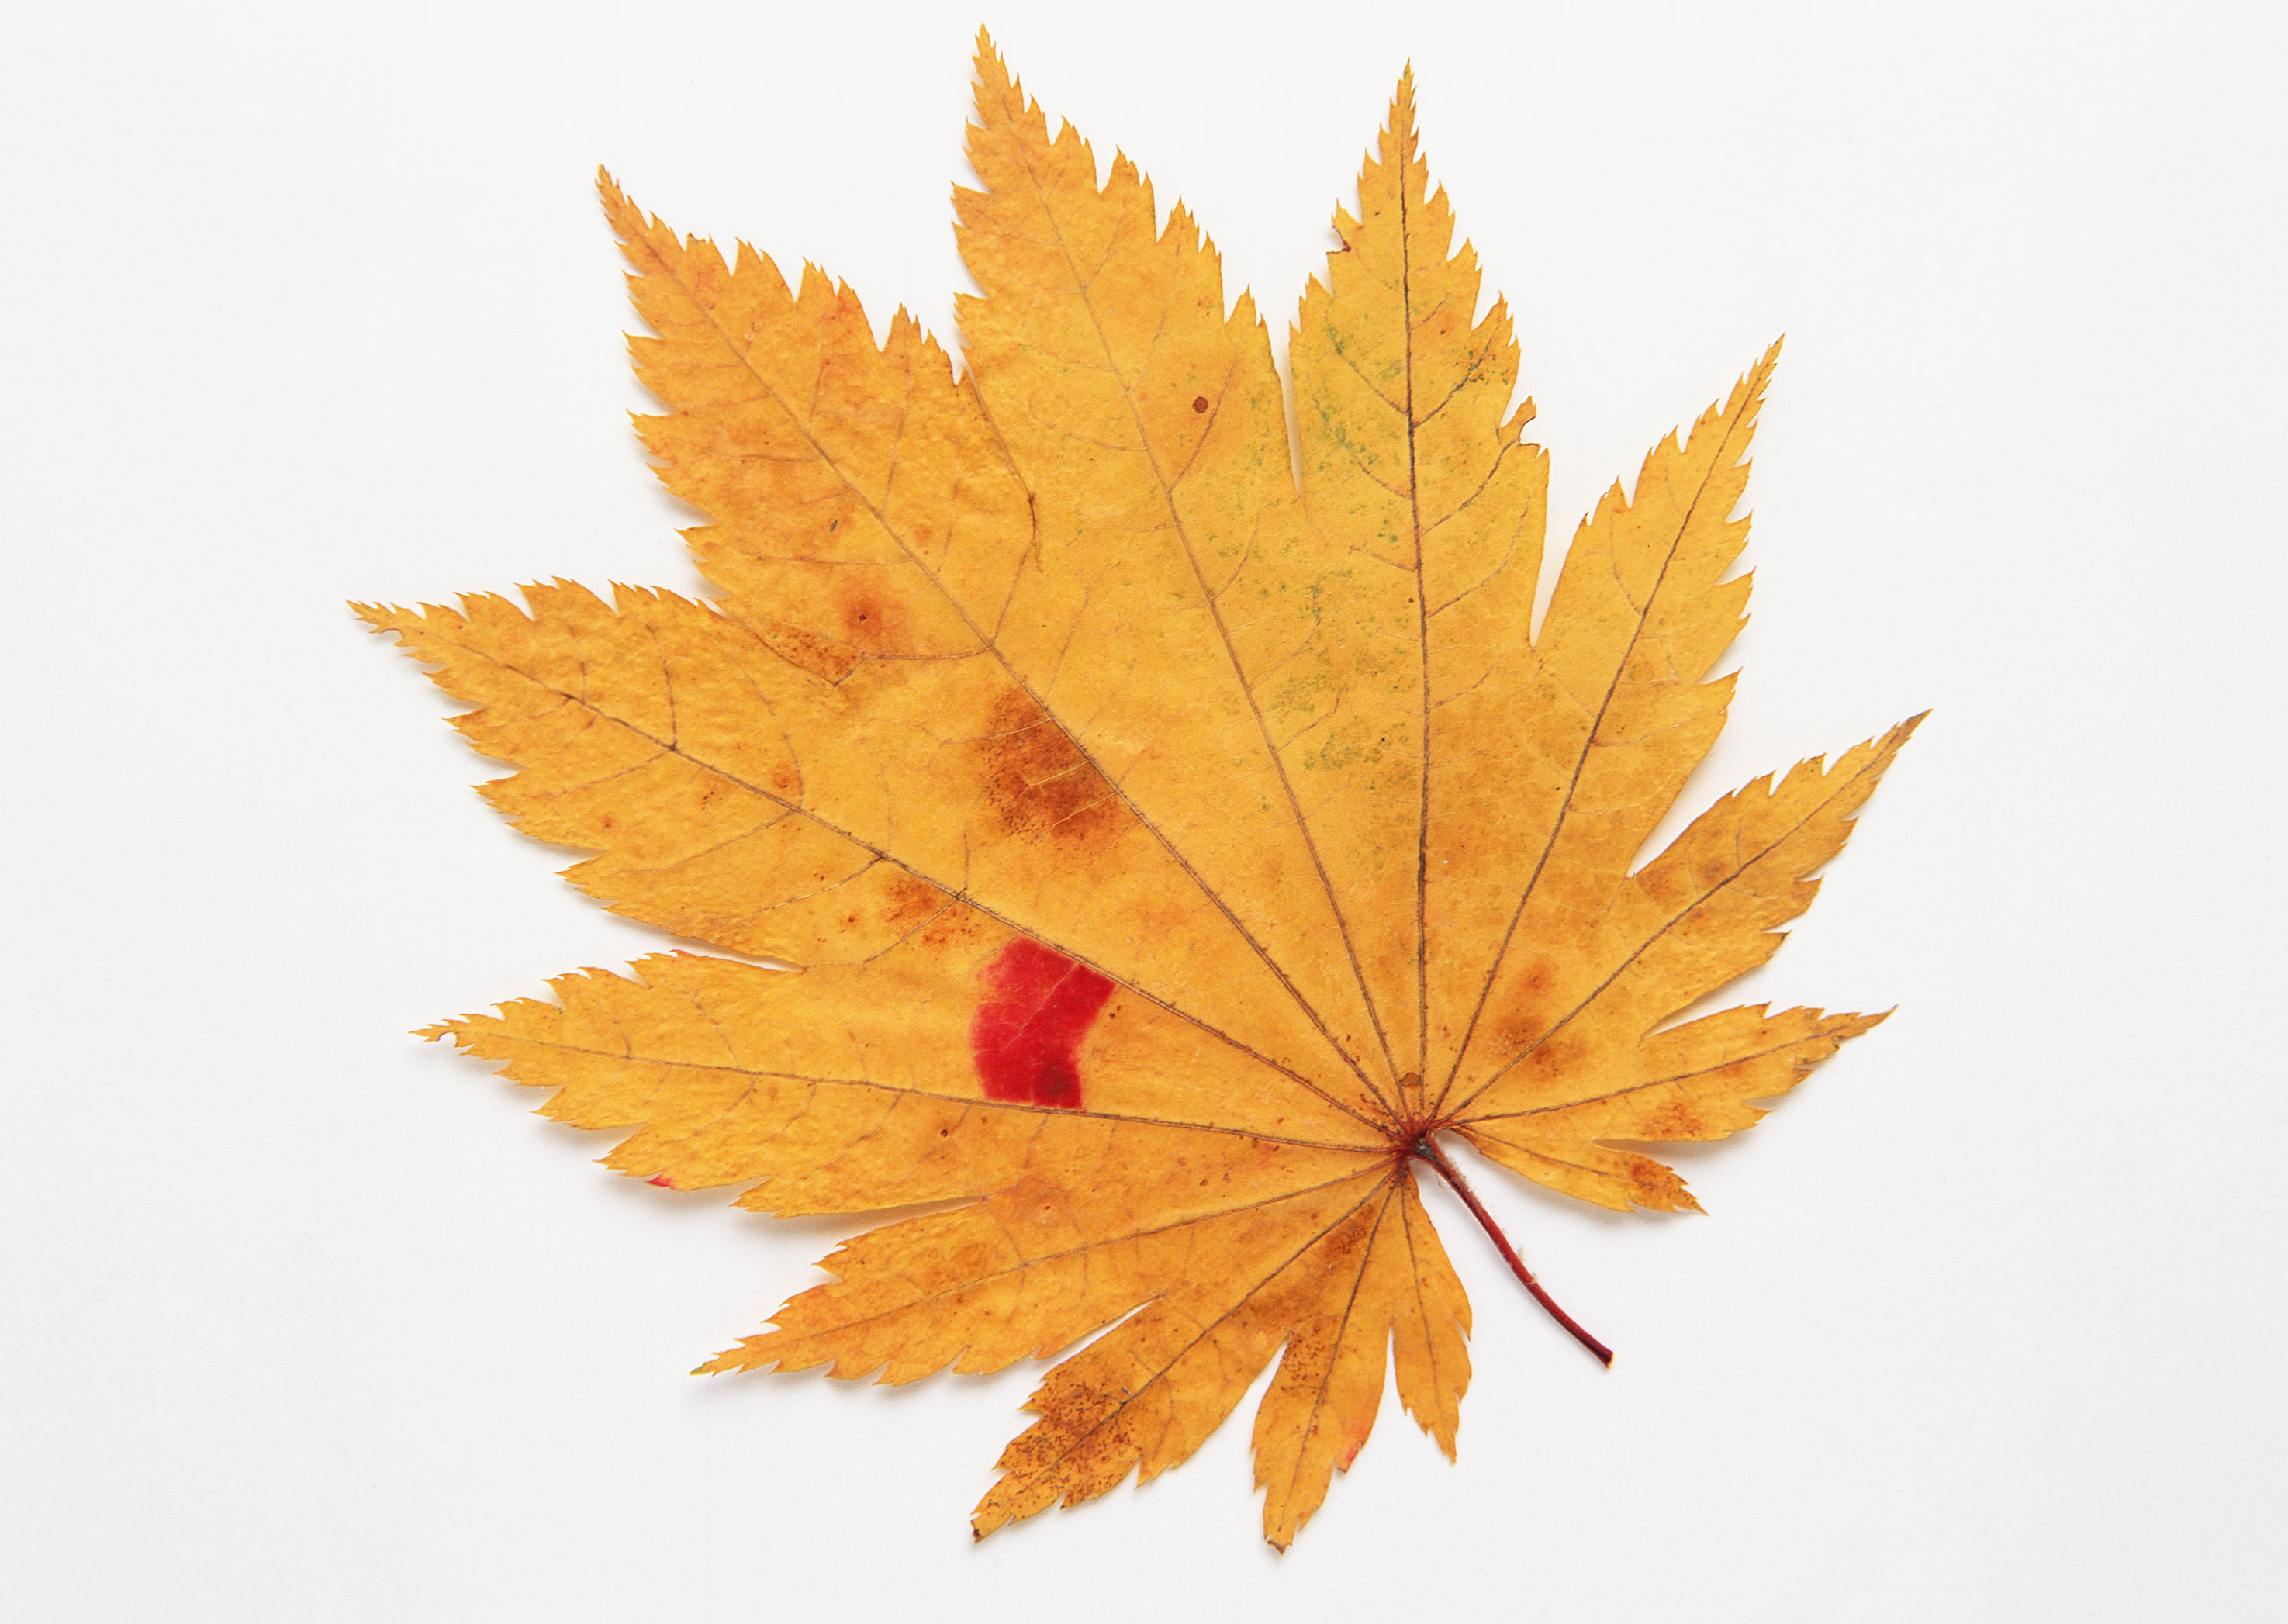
xmin=976 ymin=689 xmax=1125 ymax=850
xmin=1637 ymin=1102 xmax=1700 ymax=1139
xmin=880 ymin=871 xmax=949 ymax=931
xmin=1505 ymin=1030 xmax=1586 ymax=1092
xmin=757 ymin=617 xmax=862 ymax=683
xmin=1488 ymin=954 xmax=1560 ymax=1059
xmin=1191 ymin=395 xmax=1209 ymax=413
xmin=917 ymin=909 xmax=990 ymax=952
xmin=829 ymin=584 xmax=902 ymax=654
xmin=1491 ymin=1011 xmax=1545 ymax=1063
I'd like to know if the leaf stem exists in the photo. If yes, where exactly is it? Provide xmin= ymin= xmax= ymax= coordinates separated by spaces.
xmin=1413 ymin=1137 xmax=1614 ymax=1367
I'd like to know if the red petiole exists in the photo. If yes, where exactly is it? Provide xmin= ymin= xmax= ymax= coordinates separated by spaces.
xmin=1412 ymin=1135 xmax=1614 ymax=1367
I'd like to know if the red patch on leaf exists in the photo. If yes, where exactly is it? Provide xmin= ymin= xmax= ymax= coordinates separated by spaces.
xmin=969 ymin=938 xmax=1115 ymax=1109
xmin=648 ymin=1174 xmax=675 ymax=1188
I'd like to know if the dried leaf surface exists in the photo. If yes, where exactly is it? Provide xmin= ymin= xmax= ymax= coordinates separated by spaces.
xmin=362 ymin=35 xmax=1916 ymax=1550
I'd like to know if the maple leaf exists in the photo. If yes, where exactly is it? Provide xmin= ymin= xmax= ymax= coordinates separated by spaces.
xmin=359 ymin=35 xmax=1919 ymax=1550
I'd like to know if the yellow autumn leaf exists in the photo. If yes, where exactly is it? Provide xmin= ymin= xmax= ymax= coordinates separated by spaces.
xmin=359 ymin=33 xmax=1918 ymax=1550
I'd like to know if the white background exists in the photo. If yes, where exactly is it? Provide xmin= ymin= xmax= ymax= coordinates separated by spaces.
xmin=6 ymin=1 xmax=2283 ymax=1618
